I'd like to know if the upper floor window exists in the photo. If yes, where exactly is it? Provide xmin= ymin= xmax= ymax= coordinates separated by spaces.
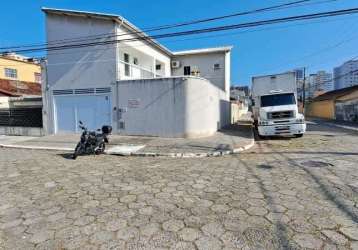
xmin=5 ymin=68 xmax=17 ymax=79
xmin=124 ymin=53 xmax=130 ymax=77
xmin=133 ymin=57 xmax=138 ymax=65
xmin=156 ymin=64 xmax=162 ymax=71
xmin=34 ymin=73 xmax=41 ymax=83
xmin=184 ymin=66 xmax=191 ymax=76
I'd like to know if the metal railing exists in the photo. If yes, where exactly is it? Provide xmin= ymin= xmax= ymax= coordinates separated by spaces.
xmin=118 ymin=60 xmax=164 ymax=79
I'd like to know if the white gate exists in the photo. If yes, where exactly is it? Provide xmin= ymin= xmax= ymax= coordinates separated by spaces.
xmin=53 ymin=88 xmax=112 ymax=133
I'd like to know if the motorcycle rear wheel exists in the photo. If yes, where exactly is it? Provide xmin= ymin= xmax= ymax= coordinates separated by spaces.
xmin=95 ymin=142 xmax=106 ymax=155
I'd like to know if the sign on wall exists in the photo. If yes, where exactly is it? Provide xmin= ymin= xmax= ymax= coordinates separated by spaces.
xmin=128 ymin=99 xmax=140 ymax=109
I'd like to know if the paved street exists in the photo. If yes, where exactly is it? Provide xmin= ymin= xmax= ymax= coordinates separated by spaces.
xmin=0 ymin=121 xmax=358 ymax=249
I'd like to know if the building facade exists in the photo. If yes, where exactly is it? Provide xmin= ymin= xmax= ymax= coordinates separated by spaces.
xmin=334 ymin=60 xmax=358 ymax=90
xmin=42 ymin=8 xmax=232 ymax=138
xmin=307 ymin=70 xmax=333 ymax=98
xmin=0 ymin=54 xmax=41 ymax=83
xmin=306 ymin=85 xmax=358 ymax=122
xmin=0 ymin=54 xmax=42 ymax=96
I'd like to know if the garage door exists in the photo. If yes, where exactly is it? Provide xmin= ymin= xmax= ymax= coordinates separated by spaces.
xmin=54 ymin=90 xmax=111 ymax=134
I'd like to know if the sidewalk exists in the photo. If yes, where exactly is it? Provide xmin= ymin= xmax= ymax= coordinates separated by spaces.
xmin=0 ymin=123 xmax=254 ymax=157
xmin=307 ymin=117 xmax=358 ymax=132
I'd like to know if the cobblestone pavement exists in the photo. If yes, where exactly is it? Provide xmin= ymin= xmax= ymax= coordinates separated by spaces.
xmin=0 ymin=121 xmax=357 ymax=249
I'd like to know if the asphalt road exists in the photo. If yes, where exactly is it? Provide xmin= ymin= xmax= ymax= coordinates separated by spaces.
xmin=0 ymin=120 xmax=357 ymax=249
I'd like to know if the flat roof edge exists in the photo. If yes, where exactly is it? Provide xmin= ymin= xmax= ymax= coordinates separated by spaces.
xmin=41 ymin=7 xmax=173 ymax=56
xmin=173 ymin=46 xmax=233 ymax=56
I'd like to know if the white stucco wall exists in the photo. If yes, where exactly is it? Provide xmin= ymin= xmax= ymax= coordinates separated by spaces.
xmin=172 ymin=52 xmax=230 ymax=92
xmin=115 ymin=77 xmax=230 ymax=138
xmin=43 ymin=13 xmax=173 ymax=135
xmin=46 ymin=14 xmax=117 ymax=90
xmin=44 ymin=14 xmax=117 ymax=134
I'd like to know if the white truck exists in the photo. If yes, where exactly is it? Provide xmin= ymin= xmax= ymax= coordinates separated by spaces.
xmin=251 ymin=72 xmax=306 ymax=138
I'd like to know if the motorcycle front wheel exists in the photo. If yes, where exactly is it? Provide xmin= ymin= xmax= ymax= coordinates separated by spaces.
xmin=72 ymin=142 xmax=82 ymax=159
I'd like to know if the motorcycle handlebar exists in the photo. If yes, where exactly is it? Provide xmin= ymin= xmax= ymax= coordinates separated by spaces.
xmin=79 ymin=125 xmax=87 ymax=130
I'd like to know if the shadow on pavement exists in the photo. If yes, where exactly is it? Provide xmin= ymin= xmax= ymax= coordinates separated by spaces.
xmin=287 ymin=157 xmax=358 ymax=223
xmin=237 ymin=157 xmax=292 ymax=248
xmin=219 ymin=124 xmax=253 ymax=140
xmin=58 ymin=153 xmax=75 ymax=160
xmin=264 ymin=141 xmax=358 ymax=223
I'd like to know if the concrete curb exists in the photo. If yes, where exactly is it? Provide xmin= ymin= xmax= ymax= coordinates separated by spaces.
xmin=122 ymin=138 xmax=255 ymax=158
xmin=0 ymin=144 xmax=74 ymax=152
xmin=0 ymin=129 xmax=255 ymax=158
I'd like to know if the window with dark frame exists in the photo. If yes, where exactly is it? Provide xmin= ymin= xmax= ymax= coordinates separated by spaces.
xmin=133 ymin=57 xmax=138 ymax=65
xmin=124 ymin=53 xmax=130 ymax=76
xmin=156 ymin=64 xmax=161 ymax=70
xmin=184 ymin=66 xmax=191 ymax=76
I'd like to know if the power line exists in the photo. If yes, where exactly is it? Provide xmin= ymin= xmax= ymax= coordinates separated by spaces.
xmin=0 ymin=0 xmax=338 ymax=51
xmin=2 ymin=13 xmax=355 ymax=68
xmin=2 ymin=7 xmax=358 ymax=55
xmin=41 ymin=14 xmax=358 ymax=58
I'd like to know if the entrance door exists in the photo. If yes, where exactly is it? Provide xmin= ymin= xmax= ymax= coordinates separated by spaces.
xmin=54 ymin=94 xmax=111 ymax=133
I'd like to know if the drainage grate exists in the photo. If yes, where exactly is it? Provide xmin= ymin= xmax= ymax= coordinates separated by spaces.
xmin=300 ymin=160 xmax=334 ymax=168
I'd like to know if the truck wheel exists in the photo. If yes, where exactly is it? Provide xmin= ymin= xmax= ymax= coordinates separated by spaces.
xmin=295 ymin=134 xmax=303 ymax=138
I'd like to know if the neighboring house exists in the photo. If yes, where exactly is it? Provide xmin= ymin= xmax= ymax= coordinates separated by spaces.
xmin=42 ymin=8 xmax=232 ymax=137
xmin=0 ymin=53 xmax=42 ymax=96
xmin=306 ymin=85 xmax=358 ymax=122
xmin=0 ymin=54 xmax=43 ymax=136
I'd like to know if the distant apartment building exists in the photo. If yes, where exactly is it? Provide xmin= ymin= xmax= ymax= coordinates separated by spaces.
xmin=307 ymin=70 xmax=333 ymax=98
xmin=294 ymin=68 xmax=305 ymax=80
xmin=334 ymin=59 xmax=358 ymax=90
xmin=0 ymin=53 xmax=41 ymax=96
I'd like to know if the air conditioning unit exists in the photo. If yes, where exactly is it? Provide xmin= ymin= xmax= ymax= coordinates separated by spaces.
xmin=171 ymin=60 xmax=181 ymax=69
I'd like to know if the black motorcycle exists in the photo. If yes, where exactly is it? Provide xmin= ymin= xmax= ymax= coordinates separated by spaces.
xmin=72 ymin=121 xmax=112 ymax=159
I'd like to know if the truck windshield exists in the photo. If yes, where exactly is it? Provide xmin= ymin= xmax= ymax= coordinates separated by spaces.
xmin=261 ymin=93 xmax=296 ymax=107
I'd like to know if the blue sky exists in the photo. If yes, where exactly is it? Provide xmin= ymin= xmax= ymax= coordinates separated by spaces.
xmin=1 ymin=0 xmax=358 ymax=85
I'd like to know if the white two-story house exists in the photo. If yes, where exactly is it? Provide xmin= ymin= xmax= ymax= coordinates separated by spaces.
xmin=42 ymin=8 xmax=232 ymax=138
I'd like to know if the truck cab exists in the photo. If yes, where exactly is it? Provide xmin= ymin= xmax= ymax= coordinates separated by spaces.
xmin=252 ymin=72 xmax=306 ymax=138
